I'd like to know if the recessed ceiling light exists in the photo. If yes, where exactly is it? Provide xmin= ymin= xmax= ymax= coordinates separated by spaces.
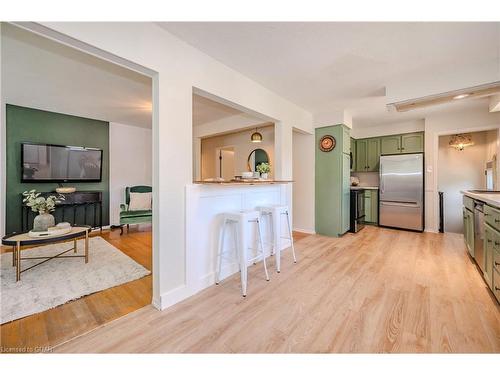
xmin=453 ymin=94 xmax=470 ymax=100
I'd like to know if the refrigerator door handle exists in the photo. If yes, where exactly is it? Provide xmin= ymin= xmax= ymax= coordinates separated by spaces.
xmin=380 ymin=165 xmax=384 ymax=195
xmin=380 ymin=200 xmax=420 ymax=208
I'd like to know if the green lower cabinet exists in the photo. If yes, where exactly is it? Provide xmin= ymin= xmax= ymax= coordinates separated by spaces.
xmin=364 ymin=192 xmax=372 ymax=223
xmin=463 ymin=207 xmax=474 ymax=257
xmin=371 ymin=191 xmax=378 ymax=223
xmin=484 ymin=224 xmax=496 ymax=290
xmin=363 ymin=190 xmax=378 ymax=224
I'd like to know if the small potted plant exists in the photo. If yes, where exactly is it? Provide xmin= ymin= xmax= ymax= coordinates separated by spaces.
xmin=256 ymin=162 xmax=271 ymax=179
xmin=22 ymin=190 xmax=64 ymax=232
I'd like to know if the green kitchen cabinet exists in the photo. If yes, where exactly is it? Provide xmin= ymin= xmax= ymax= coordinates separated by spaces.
xmin=355 ymin=138 xmax=380 ymax=172
xmin=355 ymin=139 xmax=367 ymax=172
xmin=363 ymin=190 xmax=379 ymax=224
xmin=350 ymin=137 xmax=356 ymax=171
xmin=342 ymin=153 xmax=351 ymax=233
xmin=380 ymin=132 xmax=424 ymax=155
xmin=370 ymin=190 xmax=378 ymax=224
xmin=483 ymin=223 xmax=497 ymax=289
xmin=380 ymin=135 xmax=401 ymax=155
xmin=315 ymin=124 xmax=351 ymax=237
xmin=366 ymin=138 xmax=380 ymax=172
xmin=463 ymin=207 xmax=474 ymax=257
xmin=401 ymin=133 xmax=424 ymax=153
xmin=364 ymin=191 xmax=372 ymax=223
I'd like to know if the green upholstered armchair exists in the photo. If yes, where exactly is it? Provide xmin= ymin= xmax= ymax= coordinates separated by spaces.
xmin=119 ymin=185 xmax=152 ymax=235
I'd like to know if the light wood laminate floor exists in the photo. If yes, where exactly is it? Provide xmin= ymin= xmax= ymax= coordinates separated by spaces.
xmin=53 ymin=226 xmax=499 ymax=353
xmin=0 ymin=226 xmax=152 ymax=352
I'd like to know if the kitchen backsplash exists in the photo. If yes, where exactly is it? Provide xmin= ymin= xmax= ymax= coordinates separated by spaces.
xmin=351 ymin=171 xmax=379 ymax=187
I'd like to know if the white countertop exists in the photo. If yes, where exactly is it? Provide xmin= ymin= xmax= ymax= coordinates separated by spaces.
xmin=350 ymin=186 xmax=379 ymax=190
xmin=461 ymin=190 xmax=500 ymax=209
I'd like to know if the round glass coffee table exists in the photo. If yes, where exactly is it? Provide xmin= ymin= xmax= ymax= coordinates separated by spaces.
xmin=2 ymin=226 xmax=91 ymax=282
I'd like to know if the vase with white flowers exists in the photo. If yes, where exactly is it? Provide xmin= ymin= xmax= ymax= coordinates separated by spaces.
xmin=256 ymin=162 xmax=271 ymax=180
xmin=22 ymin=190 xmax=64 ymax=232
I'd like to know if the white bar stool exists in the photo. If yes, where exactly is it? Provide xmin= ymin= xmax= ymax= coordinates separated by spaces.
xmin=215 ymin=210 xmax=270 ymax=297
xmin=257 ymin=205 xmax=297 ymax=273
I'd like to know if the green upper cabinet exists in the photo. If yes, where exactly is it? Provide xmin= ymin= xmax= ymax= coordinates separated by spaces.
xmin=350 ymin=137 xmax=356 ymax=172
xmin=379 ymin=132 xmax=424 ymax=155
xmin=355 ymin=139 xmax=367 ymax=172
xmin=366 ymin=138 xmax=380 ymax=172
xmin=355 ymin=138 xmax=380 ymax=172
xmin=401 ymin=133 xmax=424 ymax=153
xmin=380 ymin=135 xmax=401 ymax=155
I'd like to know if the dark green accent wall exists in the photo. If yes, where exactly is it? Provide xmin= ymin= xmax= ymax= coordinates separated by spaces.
xmin=6 ymin=104 xmax=109 ymax=234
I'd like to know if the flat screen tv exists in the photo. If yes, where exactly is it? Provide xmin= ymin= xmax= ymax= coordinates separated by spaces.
xmin=21 ymin=142 xmax=103 ymax=182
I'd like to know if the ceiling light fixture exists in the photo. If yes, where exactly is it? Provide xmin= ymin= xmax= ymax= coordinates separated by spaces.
xmin=251 ymin=128 xmax=263 ymax=143
xmin=449 ymin=133 xmax=474 ymax=151
xmin=453 ymin=94 xmax=470 ymax=100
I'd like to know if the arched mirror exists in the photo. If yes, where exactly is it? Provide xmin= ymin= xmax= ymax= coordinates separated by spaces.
xmin=247 ymin=148 xmax=269 ymax=172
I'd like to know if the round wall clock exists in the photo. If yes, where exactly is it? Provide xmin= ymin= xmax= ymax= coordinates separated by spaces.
xmin=319 ymin=135 xmax=336 ymax=152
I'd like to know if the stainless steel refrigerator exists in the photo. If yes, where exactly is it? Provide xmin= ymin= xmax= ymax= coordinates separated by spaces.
xmin=379 ymin=153 xmax=424 ymax=231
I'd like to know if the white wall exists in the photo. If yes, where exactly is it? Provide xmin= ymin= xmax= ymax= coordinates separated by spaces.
xmin=200 ymin=126 xmax=274 ymax=180
xmin=109 ymin=122 xmax=152 ymax=225
xmin=350 ymin=119 xmax=424 ymax=139
xmin=32 ymin=22 xmax=314 ymax=309
xmin=426 ymin=107 xmax=500 ymax=232
xmin=292 ymin=130 xmax=315 ymax=233
xmin=438 ymin=131 xmax=490 ymax=233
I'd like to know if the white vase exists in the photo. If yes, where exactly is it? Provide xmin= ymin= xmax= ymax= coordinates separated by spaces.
xmin=261 ymin=173 xmax=269 ymax=180
xmin=33 ymin=212 xmax=55 ymax=232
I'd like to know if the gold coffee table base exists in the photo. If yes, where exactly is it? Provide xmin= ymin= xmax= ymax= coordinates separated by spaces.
xmin=3 ymin=226 xmax=91 ymax=282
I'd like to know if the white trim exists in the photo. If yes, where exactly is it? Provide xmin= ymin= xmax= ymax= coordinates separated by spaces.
xmin=7 ymin=22 xmax=161 ymax=310
xmin=292 ymin=227 xmax=316 ymax=234
xmin=432 ymin=123 xmax=500 ymax=232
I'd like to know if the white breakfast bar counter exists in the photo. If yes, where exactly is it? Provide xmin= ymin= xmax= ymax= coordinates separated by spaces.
xmin=182 ymin=181 xmax=293 ymax=301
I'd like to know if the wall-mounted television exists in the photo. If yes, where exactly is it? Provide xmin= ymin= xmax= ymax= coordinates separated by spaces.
xmin=21 ymin=142 xmax=103 ymax=182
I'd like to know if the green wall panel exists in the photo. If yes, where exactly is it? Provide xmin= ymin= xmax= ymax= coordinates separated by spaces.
xmin=5 ymin=105 xmax=110 ymax=234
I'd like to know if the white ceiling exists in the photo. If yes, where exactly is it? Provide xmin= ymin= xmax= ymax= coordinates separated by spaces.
xmin=2 ymin=24 xmax=152 ymax=128
xmin=192 ymin=94 xmax=243 ymax=126
xmin=161 ymin=22 xmax=500 ymax=127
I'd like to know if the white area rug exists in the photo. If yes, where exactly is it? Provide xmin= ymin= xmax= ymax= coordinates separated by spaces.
xmin=1 ymin=236 xmax=150 ymax=324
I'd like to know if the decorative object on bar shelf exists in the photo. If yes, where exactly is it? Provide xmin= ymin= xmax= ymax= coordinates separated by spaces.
xmin=28 ymin=222 xmax=72 ymax=238
xmin=250 ymin=127 xmax=263 ymax=143
xmin=241 ymin=171 xmax=254 ymax=179
xmin=22 ymin=189 xmax=65 ymax=232
xmin=256 ymin=162 xmax=271 ymax=179
xmin=350 ymin=176 xmax=360 ymax=186
xmin=55 ymin=183 xmax=76 ymax=194
xmin=449 ymin=133 xmax=474 ymax=151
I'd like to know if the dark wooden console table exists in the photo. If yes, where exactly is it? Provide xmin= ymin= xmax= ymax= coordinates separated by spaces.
xmin=21 ymin=191 xmax=102 ymax=231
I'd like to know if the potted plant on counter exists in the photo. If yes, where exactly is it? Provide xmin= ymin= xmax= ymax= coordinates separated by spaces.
xmin=22 ymin=190 xmax=65 ymax=232
xmin=257 ymin=162 xmax=271 ymax=180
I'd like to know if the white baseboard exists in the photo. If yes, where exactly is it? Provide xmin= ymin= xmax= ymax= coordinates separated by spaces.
xmin=293 ymin=227 xmax=316 ymax=234
xmin=156 ymin=241 xmax=292 ymax=310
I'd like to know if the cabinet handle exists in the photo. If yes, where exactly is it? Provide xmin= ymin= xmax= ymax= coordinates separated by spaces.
xmin=496 ymin=287 xmax=500 ymax=291
xmin=495 ymin=241 xmax=500 ymax=246
xmin=487 ymin=239 xmax=492 ymax=243
xmin=495 ymin=261 xmax=500 ymax=266
xmin=495 ymin=219 xmax=500 ymax=223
